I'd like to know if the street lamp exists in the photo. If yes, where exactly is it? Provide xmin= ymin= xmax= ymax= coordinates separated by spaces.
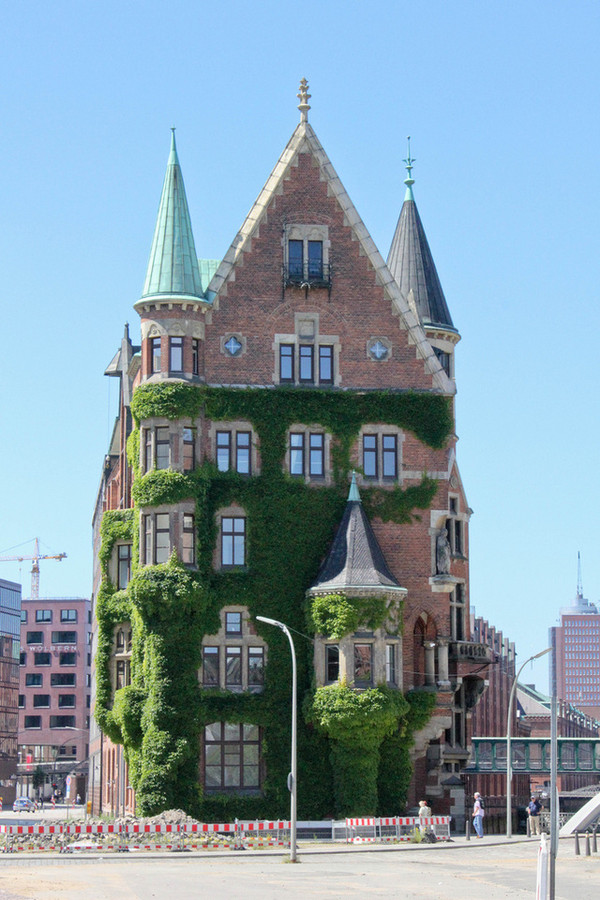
xmin=256 ymin=616 xmax=297 ymax=863
xmin=506 ymin=647 xmax=551 ymax=838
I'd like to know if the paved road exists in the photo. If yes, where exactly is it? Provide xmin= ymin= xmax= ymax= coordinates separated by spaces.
xmin=0 ymin=839 xmax=597 ymax=899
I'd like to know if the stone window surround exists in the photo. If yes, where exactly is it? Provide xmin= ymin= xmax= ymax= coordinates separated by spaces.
xmin=366 ymin=336 xmax=393 ymax=362
xmin=141 ymin=320 xmax=205 ymax=380
xmin=140 ymin=418 xmax=201 ymax=475
xmin=220 ymin=333 xmax=247 ymax=358
xmin=273 ymin=313 xmax=341 ymax=386
xmin=139 ymin=502 xmax=196 ymax=568
xmin=285 ymin=424 xmax=332 ymax=485
xmin=214 ymin=505 xmax=247 ymax=570
xmin=355 ymin=425 xmax=405 ymax=487
xmin=207 ymin=420 xmax=259 ymax=476
xmin=314 ymin=628 xmax=403 ymax=690
xmin=284 ymin=223 xmax=331 ymax=273
xmin=200 ymin=605 xmax=266 ymax=693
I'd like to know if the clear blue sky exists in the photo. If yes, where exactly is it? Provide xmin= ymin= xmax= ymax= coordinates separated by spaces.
xmin=1 ymin=1 xmax=599 ymax=695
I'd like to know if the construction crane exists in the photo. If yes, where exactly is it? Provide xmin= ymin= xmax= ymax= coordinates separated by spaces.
xmin=0 ymin=538 xmax=67 ymax=599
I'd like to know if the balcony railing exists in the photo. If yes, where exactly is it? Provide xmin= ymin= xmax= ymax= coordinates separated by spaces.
xmin=283 ymin=262 xmax=332 ymax=289
xmin=449 ymin=641 xmax=495 ymax=664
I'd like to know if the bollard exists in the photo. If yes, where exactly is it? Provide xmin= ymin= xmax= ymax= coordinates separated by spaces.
xmin=593 ymin=827 xmax=598 ymax=854
xmin=575 ymin=831 xmax=580 ymax=855
xmin=526 ymin=816 xmax=531 ymax=838
xmin=465 ymin=818 xmax=470 ymax=841
xmin=585 ymin=832 xmax=591 ymax=856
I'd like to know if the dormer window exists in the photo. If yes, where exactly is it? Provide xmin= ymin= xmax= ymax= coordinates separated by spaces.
xmin=287 ymin=239 xmax=323 ymax=282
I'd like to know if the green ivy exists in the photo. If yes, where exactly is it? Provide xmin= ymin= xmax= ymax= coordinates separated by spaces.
xmin=96 ymin=382 xmax=451 ymax=818
xmin=307 ymin=593 xmax=389 ymax=639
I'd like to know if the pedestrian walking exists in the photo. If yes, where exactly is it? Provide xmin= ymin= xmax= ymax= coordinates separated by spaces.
xmin=527 ymin=795 xmax=542 ymax=835
xmin=472 ymin=792 xmax=485 ymax=838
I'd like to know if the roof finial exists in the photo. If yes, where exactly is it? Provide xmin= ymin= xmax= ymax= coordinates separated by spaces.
xmin=297 ymin=78 xmax=311 ymax=123
xmin=347 ymin=470 xmax=361 ymax=503
xmin=403 ymin=136 xmax=415 ymax=200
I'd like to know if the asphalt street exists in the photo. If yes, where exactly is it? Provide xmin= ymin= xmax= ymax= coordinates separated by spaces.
xmin=0 ymin=839 xmax=597 ymax=899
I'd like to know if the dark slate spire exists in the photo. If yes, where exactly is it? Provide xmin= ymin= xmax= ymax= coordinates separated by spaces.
xmin=308 ymin=475 xmax=404 ymax=595
xmin=387 ymin=140 xmax=456 ymax=332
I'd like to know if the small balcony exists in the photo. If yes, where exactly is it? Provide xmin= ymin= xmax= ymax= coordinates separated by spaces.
xmin=449 ymin=641 xmax=495 ymax=664
xmin=283 ymin=262 xmax=332 ymax=290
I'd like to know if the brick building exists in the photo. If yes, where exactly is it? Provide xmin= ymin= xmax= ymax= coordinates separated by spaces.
xmin=0 ymin=578 xmax=21 ymax=805
xmin=90 ymin=83 xmax=492 ymax=820
xmin=18 ymin=596 xmax=91 ymax=800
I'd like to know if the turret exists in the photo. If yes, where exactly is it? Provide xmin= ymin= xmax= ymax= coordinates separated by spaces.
xmin=387 ymin=140 xmax=460 ymax=380
xmin=134 ymin=130 xmax=208 ymax=384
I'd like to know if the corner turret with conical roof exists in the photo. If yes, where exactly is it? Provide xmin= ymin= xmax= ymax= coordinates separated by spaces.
xmin=387 ymin=140 xmax=460 ymax=380
xmin=135 ymin=130 xmax=208 ymax=384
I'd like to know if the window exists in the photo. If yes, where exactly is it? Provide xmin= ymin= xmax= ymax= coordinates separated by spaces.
xmin=24 ymin=716 xmax=41 ymax=729
xmin=52 ymin=631 xmax=77 ymax=644
xmin=202 ymin=647 xmax=220 ymax=686
xmin=36 ymin=610 xmax=52 ymax=623
xmin=216 ymin=431 xmax=251 ymax=474
xmin=221 ymin=517 xmax=246 ymax=567
xmin=183 ymin=427 xmax=195 ymax=472
xmin=434 ymin=347 xmax=451 ymax=377
xmin=354 ymin=644 xmax=373 ymax=686
xmin=182 ymin=514 xmax=195 ymax=565
xmin=204 ymin=722 xmax=261 ymax=790
xmin=27 ymin=631 xmax=43 ymax=644
xmin=155 ymin=427 xmax=170 ymax=469
xmin=290 ymin=432 xmax=325 ymax=478
xmin=362 ymin=433 xmax=399 ymax=481
xmin=116 ymin=660 xmax=131 ymax=689
xmin=118 ymin=545 xmax=132 ymax=590
xmin=308 ymin=241 xmax=323 ymax=278
xmin=33 ymin=694 xmax=50 ymax=708
xmin=225 ymin=612 xmax=242 ymax=635
xmin=51 ymin=672 xmax=76 ymax=687
xmin=18 ymin=694 xmax=24 ymax=708
xmin=60 ymin=609 xmax=77 ymax=623
xmin=144 ymin=428 xmax=152 ymax=472
xmin=386 ymin=645 xmax=397 ymax=685
xmin=59 ymin=652 xmax=77 ymax=666
xmin=450 ymin=584 xmax=466 ymax=641
xmin=20 ymin=610 xmax=27 ymax=623
xmin=151 ymin=337 xmax=161 ymax=373
xmin=50 ymin=715 xmax=76 ymax=729
xmin=299 ymin=345 xmax=314 ymax=383
xmin=34 ymin=652 xmax=51 ymax=666
xmin=225 ymin=647 xmax=242 ymax=687
xmin=169 ymin=336 xmax=183 ymax=373
xmin=318 ymin=345 xmax=333 ymax=384
xmin=150 ymin=513 xmax=170 ymax=565
xmin=58 ymin=695 xmax=76 ymax=708
xmin=20 ymin=651 xmax=26 ymax=665
xmin=288 ymin=240 xmax=303 ymax=279
xmin=192 ymin=339 xmax=200 ymax=376
xmin=279 ymin=344 xmax=294 ymax=382
xmin=26 ymin=673 xmax=42 ymax=687
xmin=446 ymin=498 xmax=464 ymax=556
xmin=326 ymin=645 xmax=339 ymax=683
xmin=248 ymin=647 xmax=264 ymax=688
xmin=363 ymin=435 xmax=377 ymax=478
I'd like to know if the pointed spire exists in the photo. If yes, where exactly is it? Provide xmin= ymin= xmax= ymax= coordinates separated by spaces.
xmin=403 ymin=136 xmax=415 ymax=201
xmin=387 ymin=140 xmax=455 ymax=332
xmin=347 ymin=471 xmax=361 ymax=503
xmin=141 ymin=129 xmax=203 ymax=301
xmin=307 ymin=478 xmax=404 ymax=595
xmin=297 ymin=78 xmax=311 ymax=123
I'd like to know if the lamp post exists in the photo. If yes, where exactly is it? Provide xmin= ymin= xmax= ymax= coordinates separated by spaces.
xmin=506 ymin=647 xmax=551 ymax=838
xmin=256 ymin=616 xmax=297 ymax=863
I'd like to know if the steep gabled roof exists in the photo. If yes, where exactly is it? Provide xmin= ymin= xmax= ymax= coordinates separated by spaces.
xmin=205 ymin=101 xmax=454 ymax=395
xmin=307 ymin=475 xmax=406 ymax=596
xmin=387 ymin=150 xmax=456 ymax=332
xmin=141 ymin=130 xmax=204 ymax=303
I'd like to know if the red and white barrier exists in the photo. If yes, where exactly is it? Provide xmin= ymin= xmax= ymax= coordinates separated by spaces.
xmin=346 ymin=815 xmax=452 ymax=843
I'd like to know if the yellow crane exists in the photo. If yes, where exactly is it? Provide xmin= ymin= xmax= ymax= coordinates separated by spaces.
xmin=0 ymin=538 xmax=67 ymax=599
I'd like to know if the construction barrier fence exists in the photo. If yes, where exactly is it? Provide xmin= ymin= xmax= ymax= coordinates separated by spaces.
xmin=345 ymin=816 xmax=452 ymax=843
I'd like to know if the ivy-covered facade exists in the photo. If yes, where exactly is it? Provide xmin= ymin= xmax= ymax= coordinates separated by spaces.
xmin=89 ymin=83 xmax=491 ymax=824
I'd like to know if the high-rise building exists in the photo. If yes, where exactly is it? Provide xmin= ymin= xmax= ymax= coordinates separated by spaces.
xmin=90 ymin=83 xmax=493 ymax=821
xmin=550 ymin=557 xmax=600 ymax=720
xmin=0 ymin=578 xmax=21 ymax=805
xmin=18 ymin=596 xmax=91 ymax=800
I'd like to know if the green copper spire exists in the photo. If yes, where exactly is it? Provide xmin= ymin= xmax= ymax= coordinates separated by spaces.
xmin=347 ymin=471 xmax=361 ymax=503
xmin=403 ymin=136 xmax=415 ymax=202
xmin=141 ymin=129 xmax=203 ymax=301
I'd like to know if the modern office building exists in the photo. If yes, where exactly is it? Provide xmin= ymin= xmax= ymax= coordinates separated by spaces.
xmin=0 ymin=578 xmax=21 ymax=805
xmin=18 ymin=596 xmax=91 ymax=800
xmin=91 ymin=82 xmax=494 ymax=821
xmin=550 ymin=558 xmax=600 ymax=720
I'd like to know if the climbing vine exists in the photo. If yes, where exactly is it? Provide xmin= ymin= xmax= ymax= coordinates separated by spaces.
xmin=95 ymin=382 xmax=452 ymax=818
